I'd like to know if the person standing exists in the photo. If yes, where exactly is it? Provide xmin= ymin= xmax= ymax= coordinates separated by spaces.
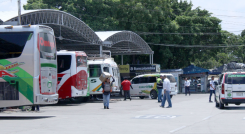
xmin=102 ymin=77 xmax=115 ymax=109
xmin=209 ymin=76 xmax=216 ymax=102
xmin=184 ymin=78 xmax=190 ymax=96
xmin=31 ymin=105 xmax=39 ymax=111
xmin=157 ymin=75 xmax=163 ymax=102
xmin=121 ymin=78 xmax=133 ymax=101
xmin=160 ymin=75 xmax=172 ymax=108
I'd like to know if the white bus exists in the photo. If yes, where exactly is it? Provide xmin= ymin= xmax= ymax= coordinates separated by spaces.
xmin=0 ymin=25 xmax=58 ymax=108
xmin=88 ymin=58 xmax=121 ymax=97
xmin=57 ymin=51 xmax=89 ymax=102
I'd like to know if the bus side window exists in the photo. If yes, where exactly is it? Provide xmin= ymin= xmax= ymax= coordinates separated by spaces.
xmin=132 ymin=78 xmax=139 ymax=84
xmin=103 ymin=67 xmax=109 ymax=73
xmin=148 ymin=77 xmax=157 ymax=83
xmin=139 ymin=77 xmax=148 ymax=83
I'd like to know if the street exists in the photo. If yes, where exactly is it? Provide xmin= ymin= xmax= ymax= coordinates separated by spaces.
xmin=1 ymin=94 xmax=245 ymax=134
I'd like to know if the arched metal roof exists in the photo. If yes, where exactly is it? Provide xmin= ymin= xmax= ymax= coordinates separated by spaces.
xmin=96 ymin=31 xmax=153 ymax=55
xmin=2 ymin=9 xmax=153 ymax=56
xmin=4 ymin=9 xmax=102 ymax=54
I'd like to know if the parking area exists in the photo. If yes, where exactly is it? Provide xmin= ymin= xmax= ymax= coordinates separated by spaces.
xmin=1 ymin=94 xmax=245 ymax=134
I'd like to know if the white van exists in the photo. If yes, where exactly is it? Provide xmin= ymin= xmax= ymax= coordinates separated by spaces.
xmin=0 ymin=25 xmax=58 ymax=108
xmin=130 ymin=73 xmax=177 ymax=99
xmin=216 ymin=72 xmax=245 ymax=109
xmin=88 ymin=58 xmax=121 ymax=96
xmin=57 ymin=51 xmax=89 ymax=102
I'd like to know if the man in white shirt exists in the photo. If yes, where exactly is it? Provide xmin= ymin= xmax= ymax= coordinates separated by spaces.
xmin=209 ymin=76 xmax=216 ymax=102
xmin=160 ymin=75 xmax=172 ymax=108
xmin=184 ymin=78 xmax=190 ymax=96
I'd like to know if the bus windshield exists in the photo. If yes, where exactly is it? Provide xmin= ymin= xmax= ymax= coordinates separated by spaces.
xmin=0 ymin=32 xmax=32 ymax=59
xmin=77 ymin=56 xmax=87 ymax=67
xmin=89 ymin=64 xmax=101 ymax=77
xmin=39 ymin=32 xmax=56 ymax=60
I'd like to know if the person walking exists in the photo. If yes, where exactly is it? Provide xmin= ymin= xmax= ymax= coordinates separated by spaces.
xmin=157 ymin=75 xmax=163 ymax=102
xmin=160 ymin=75 xmax=172 ymax=108
xmin=184 ymin=78 xmax=190 ymax=96
xmin=209 ymin=76 xmax=216 ymax=102
xmin=121 ymin=78 xmax=133 ymax=101
xmin=102 ymin=77 xmax=115 ymax=109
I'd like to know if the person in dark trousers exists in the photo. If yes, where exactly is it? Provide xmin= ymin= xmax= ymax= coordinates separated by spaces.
xmin=160 ymin=75 xmax=172 ymax=108
xmin=102 ymin=77 xmax=115 ymax=109
xmin=121 ymin=78 xmax=133 ymax=101
xmin=184 ymin=78 xmax=190 ymax=96
xmin=157 ymin=75 xmax=163 ymax=102
xmin=209 ymin=76 xmax=216 ymax=102
xmin=31 ymin=105 xmax=40 ymax=111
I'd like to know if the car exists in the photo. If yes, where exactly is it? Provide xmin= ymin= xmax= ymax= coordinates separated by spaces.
xmin=128 ymin=73 xmax=177 ymax=99
xmin=215 ymin=72 xmax=245 ymax=109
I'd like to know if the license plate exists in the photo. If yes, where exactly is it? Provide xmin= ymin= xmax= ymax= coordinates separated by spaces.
xmin=236 ymin=93 xmax=243 ymax=96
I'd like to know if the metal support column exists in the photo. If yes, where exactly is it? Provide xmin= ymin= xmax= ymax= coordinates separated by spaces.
xmin=17 ymin=0 xmax=21 ymax=25
xmin=121 ymin=55 xmax=123 ymax=65
xmin=152 ymin=54 xmax=154 ymax=64
xmin=100 ymin=45 xmax=102 ymax=57
xmin=149 ymin=54 xmax=151 ymax=64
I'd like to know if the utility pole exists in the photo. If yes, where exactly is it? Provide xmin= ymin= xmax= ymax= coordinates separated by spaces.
xmin=18 ymin=0 xmax=21 ymax=25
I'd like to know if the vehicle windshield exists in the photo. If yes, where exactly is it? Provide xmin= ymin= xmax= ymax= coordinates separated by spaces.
xmin=167 ymin=75 xmax=176 ymax=83
xmin=225 ymin=74 xmax=245 ymax=84
xmin=39 ymin=32 xmax=56 ymax=60
xmin=0 ymin=32 xmax=32 ymax=59
xmin=89 ymin=64 xmax=101 ymax=77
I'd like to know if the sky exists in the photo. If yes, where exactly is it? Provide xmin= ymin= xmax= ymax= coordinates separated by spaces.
xmin=0 ymin=0 xmax=245 ymax=35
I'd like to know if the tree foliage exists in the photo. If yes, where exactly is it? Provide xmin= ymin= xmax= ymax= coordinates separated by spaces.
xmin=24 ymin=0 xmax=245 ymax=69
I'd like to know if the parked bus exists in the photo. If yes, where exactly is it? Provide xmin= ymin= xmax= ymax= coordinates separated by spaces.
xmin=88 ymin=58 xmax=121 ymax=97
xmin=57 ymin=51 xmax=89 ymax=102
xmin=0 ymin=25 xmax=58 ymax=108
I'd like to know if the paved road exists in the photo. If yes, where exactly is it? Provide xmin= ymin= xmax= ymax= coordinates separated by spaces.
xmin=1 ymin=94 xmax=245 ymax=134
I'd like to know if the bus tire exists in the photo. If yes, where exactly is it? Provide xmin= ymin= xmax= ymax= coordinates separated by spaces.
xmin=150 ymin=90 xmax=157 ymax=99
xmin=170 ymin=95 xmax=173 ymax=99
xmin=139 ymin=96 xmax=145 ymax=99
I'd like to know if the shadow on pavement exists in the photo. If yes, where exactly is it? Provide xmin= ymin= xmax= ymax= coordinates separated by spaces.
xmin=0 ymin=115 xmax=55 ymax=120
xmin=224 ymin=106 xmax=245 ymax=110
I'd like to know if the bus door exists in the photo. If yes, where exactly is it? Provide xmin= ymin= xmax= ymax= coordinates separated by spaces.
xmin=57 ymin=55 xmax=71 ymax=98
xmin=89 ymin=64 xmax=102 ymax=93
xmin=39 ymin=32 xmax=57 ymax=95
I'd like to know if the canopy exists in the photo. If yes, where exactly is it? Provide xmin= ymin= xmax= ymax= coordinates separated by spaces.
xmin=183 ymin=65 xmax=209 ymax=74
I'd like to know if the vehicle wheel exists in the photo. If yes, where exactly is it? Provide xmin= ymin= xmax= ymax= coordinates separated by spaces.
xmin=170 ymin=95 xmax=173 ymax=99
xmin=139 ymin=96 xmax=145 ymax=99
xmin=150 ymin=90 xmax=157 ymax=99
xmin=219 ymin=98 xmax=224 ymax=109
xmin=215 ymin=98 xmax=219 ymax=107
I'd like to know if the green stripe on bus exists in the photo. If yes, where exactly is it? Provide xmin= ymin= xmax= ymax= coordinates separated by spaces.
xmin=96 ymin=86 xmax=102 ymax=91
xmin=0 ymin=59 xmax=33 ymax=103
xmin=41 ymin=63 xmax=57 ymax=68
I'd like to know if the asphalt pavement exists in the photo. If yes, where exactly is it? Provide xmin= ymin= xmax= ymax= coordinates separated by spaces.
xmin=1 ymin=94 xmax=245 ymax=134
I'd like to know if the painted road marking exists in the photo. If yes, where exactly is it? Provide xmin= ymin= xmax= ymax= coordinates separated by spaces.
xmin=169 ymin=126 xmax=186 ymax=133
xmin=134 ymin=115 xmax=178 ymax=119
xmin=202 ymin=116 xmax=212 ymax=121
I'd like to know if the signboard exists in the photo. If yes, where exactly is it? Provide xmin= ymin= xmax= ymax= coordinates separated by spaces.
xmin=119 ymin=64 xmax=161 ymax=80
xmin=129 ymin=65 xmax=156 ymax=73
xmin=119 ymin=65 xmax=130 ymax=73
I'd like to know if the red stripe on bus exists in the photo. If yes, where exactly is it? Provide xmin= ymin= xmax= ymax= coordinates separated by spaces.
xmin=41 ymin=92 xmax=56 ymax=95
